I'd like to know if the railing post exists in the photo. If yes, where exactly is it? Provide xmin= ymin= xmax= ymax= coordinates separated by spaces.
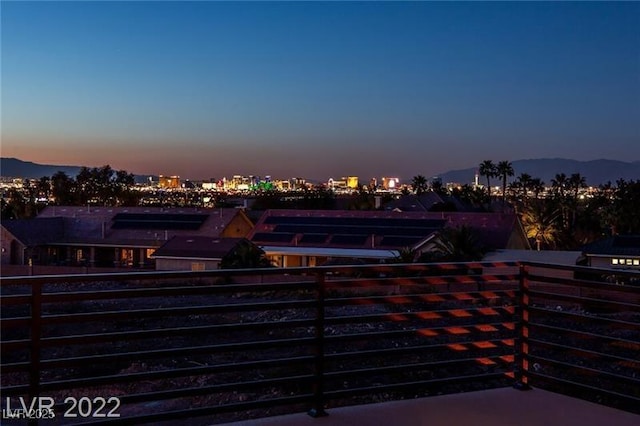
xmin=29 ymin=281 xmax=43 ymax=426
xmin=514 ymin=263 xmax=531 ymax=390
xmin=308 ymin=271 xmax=328 ymax=417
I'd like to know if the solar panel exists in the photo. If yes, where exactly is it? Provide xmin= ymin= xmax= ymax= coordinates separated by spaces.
xmin=274 ymin=223 xmax=440 ymax=237
xmin=330 ymin=234 xmax=368 ymax=245
xmin=380 ymin=236 xmax=424 ymax=247
xmin=265 ymin=215 xmax=445 ymax=229
xmin=251 ymin=233 xmax=295 ymax=243
xmin=299 ymin=234 xmax=329 ymax=244
xmin=111 ymin=213 xmax=208 ymax=230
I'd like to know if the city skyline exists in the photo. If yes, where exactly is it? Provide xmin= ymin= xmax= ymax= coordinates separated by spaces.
xmin=2 ymin=2 xmax=639 ymax=180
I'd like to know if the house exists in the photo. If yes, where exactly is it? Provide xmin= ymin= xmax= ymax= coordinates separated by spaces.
xmin=1 ymin=206 xmax=255 ymax=270
xmin=151 ymin=236 xmax=255 ymax=271
xmin=248 ymin=210 xmax=529 ymax=267
xmin=581 ymin=235 xmax=640 ymax=270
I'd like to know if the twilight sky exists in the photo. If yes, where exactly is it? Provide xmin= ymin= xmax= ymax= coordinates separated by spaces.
xmin=2 ymin=1 xmax=639 ymax=181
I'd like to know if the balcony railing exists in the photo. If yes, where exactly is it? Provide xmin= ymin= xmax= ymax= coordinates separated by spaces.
xmin=1 ymin=262 xmax=639 ymax=425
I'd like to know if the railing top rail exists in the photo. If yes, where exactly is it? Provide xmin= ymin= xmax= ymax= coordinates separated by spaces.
xmin=0 ymin=261 xmax=521 ymax=285
xmin=2 ymin=260 xmax=638 ymax=286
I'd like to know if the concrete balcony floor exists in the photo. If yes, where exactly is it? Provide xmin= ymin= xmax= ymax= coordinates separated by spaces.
xmin=222 ymin=387 xmax=640 ymax=426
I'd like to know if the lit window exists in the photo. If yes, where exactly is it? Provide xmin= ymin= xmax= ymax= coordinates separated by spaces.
xmin=633 ymin=259 xmax=639 ymax=266
xmin=626 ymin=259 xmax=633 ymax=265
xmin=612 ymin=259 xmax=619 ymax=265
xmin=191 ymin=262 xmax=205 ymax=271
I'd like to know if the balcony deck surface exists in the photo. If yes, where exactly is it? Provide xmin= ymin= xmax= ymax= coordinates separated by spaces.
xmin=221 ymin=387 xmax=639 ymax=426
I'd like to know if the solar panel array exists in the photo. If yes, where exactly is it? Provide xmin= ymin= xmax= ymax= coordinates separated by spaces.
xmin=111 ymin=213 xmax=209 ymax=230
xmin=253 ymin=214 xmax=446 ymax=248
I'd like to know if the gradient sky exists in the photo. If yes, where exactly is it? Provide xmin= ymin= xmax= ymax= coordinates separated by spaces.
xmin=2 ymin=1 xmax=639 ymax=181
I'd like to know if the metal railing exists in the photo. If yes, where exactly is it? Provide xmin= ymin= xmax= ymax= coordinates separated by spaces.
xmin=1 ymin=262 xmax=638 ymax=424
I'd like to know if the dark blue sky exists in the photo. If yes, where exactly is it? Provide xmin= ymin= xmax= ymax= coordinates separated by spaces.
xmin=2 ymin=1 xmax=639 ymax=181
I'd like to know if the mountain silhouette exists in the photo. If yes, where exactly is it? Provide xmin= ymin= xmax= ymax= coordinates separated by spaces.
xmin=435 ymin=158 xmax=640 ymax=186
xmin=2 ymin=157 xmax=639 ymax=186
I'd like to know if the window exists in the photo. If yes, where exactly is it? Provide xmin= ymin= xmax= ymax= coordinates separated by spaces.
xmin=191 ymin=262 xmax=205 ymax=271
xmin=612 ymin=257 xmax=640 ymax=267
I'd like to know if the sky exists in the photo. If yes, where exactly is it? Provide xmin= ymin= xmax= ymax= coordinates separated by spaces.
xmin=2 ymin=1 xmax=639 ymax=181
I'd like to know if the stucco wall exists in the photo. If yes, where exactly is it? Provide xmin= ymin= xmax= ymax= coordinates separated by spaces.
xmin=155 ymin=258 xmax=220 ymax=271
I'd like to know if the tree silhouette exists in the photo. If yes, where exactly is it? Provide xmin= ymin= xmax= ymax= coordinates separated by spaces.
xmin=411 ymin=175 xmax=429 ymax=195
xmin=478 ymin=160 xmax=497 ymax=200
xmin=220 ymin=241 xmax=273 ymax=269
xmin=496 ymin=160 xmax=514 ymax=207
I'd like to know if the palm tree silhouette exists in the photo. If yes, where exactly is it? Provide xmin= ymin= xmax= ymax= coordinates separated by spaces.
xmin=478 ymin=160 xmax=497 ymax=200
xmin=411 ymin=175 xmax=429 ymax=195
xmin=496 ymin=161 xmax=514 ymax=207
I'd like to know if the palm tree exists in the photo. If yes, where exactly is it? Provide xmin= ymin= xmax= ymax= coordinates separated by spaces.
xmin=478 ymin=160 xmax=497 ymax=200
xmin=567 ymin=173 xmax=587 ymax=230
xmin=530 ymin=178 xmax=545 ymax=200
xmin=411 ymin=175 xmax=429 ymax=195
xmin=496 ymin=161 xmax=514 ymax=207
xmin=568 ymin=173 xmax=587 ymax=200
xmin=428 ymin=225 xmax=486 ymax=262
xmin=551 ymin=173 xmax=568 ymax=227
xmin=521 ymin=202 xmax=560 ymax=251
xmin=551 ymin=173 xmax=568 ymax=199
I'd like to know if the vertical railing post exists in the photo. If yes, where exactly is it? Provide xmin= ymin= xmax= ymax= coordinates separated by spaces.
xmin=308 ymin=271 xmax=328 ymax=417
xmin=29 ymin=281 xmax=43 ymax=425
xmin=514 ymin=263 xmax=531 ymax=390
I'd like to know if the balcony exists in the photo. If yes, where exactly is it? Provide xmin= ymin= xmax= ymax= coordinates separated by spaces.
xmin=1 ymin=262 xmax=639 ymax=425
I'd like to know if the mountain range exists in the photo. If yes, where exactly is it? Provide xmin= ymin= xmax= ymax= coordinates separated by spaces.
xmin=0 ymin=158 xmax=153 ymax=184
xmin=1 ymin=157 xmax=639 ymax=186
xmin=435 ymin=158 xmax=640 ymax=187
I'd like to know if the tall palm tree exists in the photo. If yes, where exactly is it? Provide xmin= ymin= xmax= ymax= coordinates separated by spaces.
xmin=568 ymin=173 xmax=587 ymax=230
xmin=568 ymin=173 xmax=587 ymax=201
xmin=551 ymin=173 xmax=568 ymax=199
xmin=496 ymin=161 xmax=514 ymax=207
xmin=551 ymin=173 xmax=574 ymax=231
xmin=530 ymin=178 xmax=545 ymax=200
xmin=478 ymin=160 xmax=497 ymax=200
xmin=411 ymin=175 xmax=429 ymax=195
